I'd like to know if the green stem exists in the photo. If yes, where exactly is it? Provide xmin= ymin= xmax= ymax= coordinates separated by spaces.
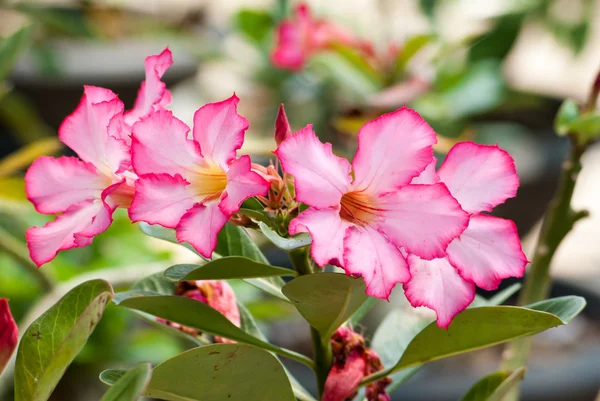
xmin=0 ymin=225 xmax=53 ymax=292
xmin=499 ymin=140 xmax=588 ymax=396
xmin=289 ymin=248 xmax=332 ymax=398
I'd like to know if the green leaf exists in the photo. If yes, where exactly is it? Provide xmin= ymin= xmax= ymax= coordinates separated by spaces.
xmin=100 ymin=369 xmax=127 ymax=386
xmin=235 ymin=9 xmax=274 ymax=43
xmin=372 ymin=296 xmax=585 ymax=379
xmin=258 ymin=222 xmax=312 ymax=251
xmin=15 ymin=279 xmax=114 ymax=401
xmin=15 ymin=5 xmax=96 ymax=38
xmin=216 ymin=223 xmax=288 ymax=302
xmin=132 ymin=272 xmax=175 ymax=294
xmin=568 ymin=113 xmax=600 ymax=141
xmin=0 ymin=25 xmax=34 ymax=81
xmin=113 ymin=291 xmax=312 ymax=368
xmin=471 ymin=283 xmax=522 ymax=308
xmin=348 ymin=297 xmax=377 ymax=326
xmin=394 ymin=34 xmax=433 ymax=76
xmin=99 ymin=363 xmax=152 ymax=401
xmin=460 ymin=367 xmax=527 ymax=401
xmin=139 ymin=223 xmax=205 ymax=258
xmin=468 ymin=15 xmax=523 ymax=62
xmin=282 ymin=273 xmax=368 ymax=340
xmin=554 ymin=99 xmax=580 ymax=135
xmin=163 ymin=257 xmax=297 ymax=282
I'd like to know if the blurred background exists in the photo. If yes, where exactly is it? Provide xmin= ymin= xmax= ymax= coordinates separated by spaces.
xmin=0 ymin=0 xmax=599 ymax=400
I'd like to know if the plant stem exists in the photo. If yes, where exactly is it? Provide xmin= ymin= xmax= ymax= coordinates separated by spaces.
xmin=499 ymin=140 xmax=588 ymax=395
xmin=0 ymin=225 xmax=53 ymax=292
xmin=289 ymin=248 xmax=332 ymax=399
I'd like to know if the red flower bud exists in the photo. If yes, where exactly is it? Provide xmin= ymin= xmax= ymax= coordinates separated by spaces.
xmin=322 ymin=349 xmax=366 ymax=401
xmin=0 ymin=299 xmax=18 ymax=375
xmin=275 ymin=104 xmax=293 ymax=145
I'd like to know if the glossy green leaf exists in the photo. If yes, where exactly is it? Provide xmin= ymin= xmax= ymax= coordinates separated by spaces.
xmin=460 ymin=367 xmax=526 ymax=401
xmin=0 ymin=25 xmax=34 ymax=81
xmin=100 ymin=369 xmax=127 ymax=386
xmin=163 ymin=257 xmax=296 ymax=282
xmin=282 ymin=273 xmax=368 ymax=340
xmin=15 ymin=280 xmax=114 ymax=401
xmin=113 ymin=291 xmax=312 ymax=368
xmin=369 ymin=296 xmax=585 ymax=381
xmin=258 ymin=222 xmax=312 ymax=251
xmin=132 ymin=272 xmax=175 ymax=294
xmin=554 ymin=99 xmax=580 ymax=135
xmin=99 ymin=363 xmax=152 ymax=401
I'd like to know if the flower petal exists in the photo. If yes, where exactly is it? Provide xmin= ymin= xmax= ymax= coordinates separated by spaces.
xmin=351 ymin=107 xmax=437 ymax=194
xmin=271 ymin=20 xmax=307 ymax=71
xmin=219 ymin=155 xmax=270 ymax=215
xmin=130 ymin=173 xmax=198 ymax=228
xmin=26 ymin=200 xmax=113 ymax=266
xmin=275 ymin=125 xmax=351 ymax=209
xmin=376 ymin=183 xmax=469 ymax=259
xmin=25 ymin=156 xmax=106 ymax=214
xmin=275 ymin=104 xmax=293 ymax=145
xmin=410 ymin=157 xmax=439 ymax=185
xmin=125 ymin=48 xmax=173 ymax=125
xmin=289 ymin=208 xmax=351 ymax=267
xmin=176 ymin=202 xmax=229 ymax=258
xmin=0 ymin=299 xmax=18 ymax=376
xmin=343 ymin=225 xmax=410 ymax=300
xmin=59 ymin=86 xmax=128 ymax=175
xmin=192 ymin=94 xmax=249 ymax=169
xmin=447 ymin=214 xmax=527 ymax=291
xmin=131 ymin=109 xmax=201 ymax=178
xmin=322 ymin=350 xmax=366 ymax=401
xmin=438 ymin=142 xmax=519 ymax=213
xmin=405 ymin=255 xmax=475 ymax=329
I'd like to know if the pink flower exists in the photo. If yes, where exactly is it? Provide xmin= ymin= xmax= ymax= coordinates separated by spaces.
xmin=323 ymin=327 xmax=391 ymax=401
xmin=0 ymin=299 xmax=18 ymax=375
xmin=160 ymin=280 xmax=241 ymax=344
xmin=25 ymin=49 xmax=173 ymax=267
xmin=275 ymin=104 xmax=293 ymax=145
xmin=275 ymin=107 xmax=469 ymax=299
xmin=404 ymin=142 xmax=528 ymax=328
xmin=128 ymin=94 xmax=270 ymax=257
xmin=271 ymin=3 xmax=374 ymax=71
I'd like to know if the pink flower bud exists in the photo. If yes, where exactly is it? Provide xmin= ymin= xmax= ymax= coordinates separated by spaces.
xmin=275 ymin=104 xmax=293 ymax=145
xmin=0 ymin=299 xmax=18 ymax=375
xmin=322 ymin=350 xmax=366 ymax=401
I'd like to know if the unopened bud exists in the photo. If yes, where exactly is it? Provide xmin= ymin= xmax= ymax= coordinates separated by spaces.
xmin=0 ymin=299 xmax=18 ymax=375
xmin=275 ymin=104 xmax=293 ymax=145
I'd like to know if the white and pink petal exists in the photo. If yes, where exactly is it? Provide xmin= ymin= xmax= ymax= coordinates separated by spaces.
xmin=447 ymin=214 xmax=527 ymax=291
xmin=405 ymin=255 xmax=475 ymax=329
xmin=176 ymin=202 xmax=230 ymax=259
xmin=438 ymin=142 xmax=519 ymax=214
xmin=219 ymin=156 xmax=270 ymax=215
xmin=275 ymin=125 xmax=352 ymax=209
xmin=376 ymin=183 xmax=469 ymax=260
xmin=343 ymin=225 xmax=411 ymax=300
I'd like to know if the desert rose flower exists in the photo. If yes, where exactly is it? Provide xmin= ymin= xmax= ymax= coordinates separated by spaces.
xmin=159 ymin=280 xmax=241 ymax=343
xmin=25 ymin=49 xmax=173 ymax=267
xmin=404 ymin=142 xmax=528 ymax=328
xmin=323 ymin=327 xmax=390 ymax=401
xmin=275 ymin=107 xmax=469 ymax=299
xmin=128 ymin=95 xmax=270 ymax=257
xmin=0 ymin=299 xmax=18 ymax=375
xmin=271 ymin=3 xmax=374 ymax=71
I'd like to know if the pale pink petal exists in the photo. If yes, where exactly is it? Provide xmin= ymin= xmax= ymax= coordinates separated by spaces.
xmin=438 ymin=142 xmax=519 ymax=213
xmin=204 ymin=280 xmax=241 ymax=343
xmin=275 ymin=104 xmax=293 ymax=145
xmin=0 ymin=299 xmax=18 ymax=376
xmin=271 ymin=21 xmax=307 ymax=70
xmin=125 ymin=48 xmax=173 ymax=125
xmin=26 ymin=200 xmax=113 ymax=266
xmin=275 ymin=125 xmax=351 ymax=209
xmin=107 ymin=111 xmax=133 ymax=146
xmin=343 ymin=225 xmax=411 ymax=300
xmin=59 ymin=86 xmax=128 ymax=175
xmin=376 ymin=183 xmax=468 ymax=260
xmin=410 ymin=157 xmax=439 ymax=185
xmin=405 ymin=255 xmax=475 ymax=329
xmin=25 ymin=156 xmax=106 ymax=214
xmin=73 ymin=199 xmax=114 ymax=248
xmin=447 ymin=214 xmax=527 ymax=291
xmin=289 ymin=208 xmax=351 ymax=267
xmin=351 ymin=107 xmax=437 ymax=194
xmin=130 ymin=174 xmax=198 ymax=228
xmin=192 ymin=95 xmax=249 ymax=169
xmin=219 ymin=156 xmax=270 ymax=215
xmin=176 ymin=203 xmax=230 ymax=258
xmin=131 ymin=109 xmax=201 ymax=179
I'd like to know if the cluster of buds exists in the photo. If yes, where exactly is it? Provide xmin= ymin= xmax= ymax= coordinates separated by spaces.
xmin=159 ymin=280 xmax=240 ymax=344
xmin=323 ymin=327 xmax=391 ymax=401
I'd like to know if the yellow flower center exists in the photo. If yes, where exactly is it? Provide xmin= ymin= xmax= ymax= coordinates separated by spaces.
xmin=191 ymin=163 xmax=228 ymax=202
xmin=339 ymin=191 xmax=379 ymax=225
